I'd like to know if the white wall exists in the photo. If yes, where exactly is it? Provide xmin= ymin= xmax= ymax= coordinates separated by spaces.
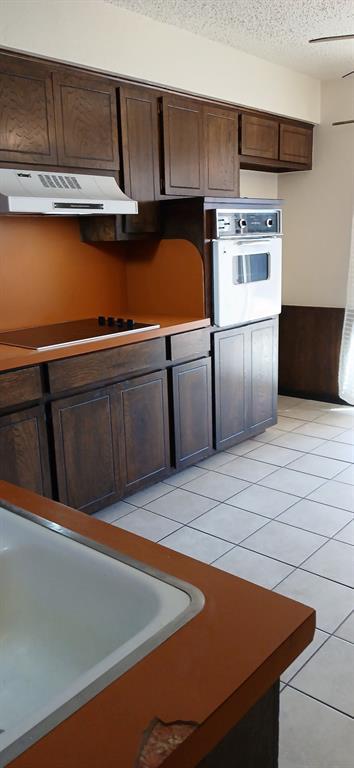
xmin=279 ymin=78 xmax=354 ymax=307
xmin=0 ymin=0 xmax=320 ymax=122
xmin=240 ymin=170 xmax=278 ymax=199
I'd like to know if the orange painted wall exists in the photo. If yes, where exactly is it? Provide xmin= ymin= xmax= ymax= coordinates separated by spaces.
xmin=125 ymin=239 xmax=205 ymax=317
xmin=0 ymin=218 xmax=126 ymax=332
xmin=0 ymin=217 xmax=205 ymax=332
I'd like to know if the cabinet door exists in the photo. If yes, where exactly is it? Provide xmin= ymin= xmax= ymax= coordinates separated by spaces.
xmin=204 ymin=106 xmax=239 ymax=196
xmin=161 ymin=95 xmax=204 ymax=195
xmin=53 ymin=71 xmax=119 ymax=169
xmin=213 ymin=327 xmax=248 ymax=450
xmin=248 ymin=319 xmax=278 ymax=432
xmin=0 ymin=55 xmax=57 ymax=164
xmin=51 ymin=387 xmax=122 ymax=514
xmin=120 ymin=85 xmax=160 ymax=233
xmin=240 ymin=114 xmax=279 ymax=159
xmin=279 ymin=123 xmax=313 ymax=166
xmin=172 ymin=358 xmax=212 ymax=469
xmin=118 ymin=371 xmax=170 ymax=494
xmin=0 ymin=406 xmax=51 ymax=496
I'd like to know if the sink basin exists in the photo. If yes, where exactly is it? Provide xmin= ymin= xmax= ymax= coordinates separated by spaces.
xmin=0 ymin=502 xmax=204 ymax=767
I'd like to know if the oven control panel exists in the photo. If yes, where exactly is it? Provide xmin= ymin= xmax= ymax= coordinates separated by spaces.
xmin=215 ymin=209 xmax=282 ymax=238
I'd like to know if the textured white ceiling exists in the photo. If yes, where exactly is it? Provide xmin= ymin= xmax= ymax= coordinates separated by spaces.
xmin=105 ymin=0 xmax=354 ymax=79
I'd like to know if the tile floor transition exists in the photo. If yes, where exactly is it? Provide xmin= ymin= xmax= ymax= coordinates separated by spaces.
xmin=95 ymin=396 xmax=354 ymax=768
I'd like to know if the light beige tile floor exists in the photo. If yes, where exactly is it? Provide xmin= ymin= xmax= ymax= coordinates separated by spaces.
xmin=96 ymin=396 xmax=354 ymax=768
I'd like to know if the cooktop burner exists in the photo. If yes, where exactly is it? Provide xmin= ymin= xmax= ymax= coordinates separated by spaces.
xmin=0 ymin=317 xmax=160 ymax=351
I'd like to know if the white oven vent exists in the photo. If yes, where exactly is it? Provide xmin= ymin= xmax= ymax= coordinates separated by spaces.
xmin=0 ymin=168 xmax=138 ymax=216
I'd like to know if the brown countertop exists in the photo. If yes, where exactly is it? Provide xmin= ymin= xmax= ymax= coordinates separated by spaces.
xmin=1 ymin=480 xmax=315 ymax=768
xmin=0 ymin=316 xmax=210 ymax=373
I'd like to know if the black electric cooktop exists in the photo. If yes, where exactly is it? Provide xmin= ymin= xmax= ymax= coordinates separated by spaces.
xmin=0 ymin=317 xmax=160 ymax=351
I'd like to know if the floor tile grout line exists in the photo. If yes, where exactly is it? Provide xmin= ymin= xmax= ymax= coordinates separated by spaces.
xmin=280 ymin=631 xmax=333 ymax=686
xmin=286 ymin=683 xmax=354 ymax=720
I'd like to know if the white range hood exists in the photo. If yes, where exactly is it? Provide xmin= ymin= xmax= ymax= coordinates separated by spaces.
xmin=0 ymin=169 xmax=138 ymax=215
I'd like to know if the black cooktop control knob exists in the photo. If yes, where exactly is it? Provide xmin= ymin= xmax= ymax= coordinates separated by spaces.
xmin=126 ymin=319 xmax=134 ymax=330
xmin=116 ymin=317 xmax=124 ymax=327
xmin=107 ymin=316 xmax=115 ymax=326
xmin=98 ymin=316 xmax=106 ymax=325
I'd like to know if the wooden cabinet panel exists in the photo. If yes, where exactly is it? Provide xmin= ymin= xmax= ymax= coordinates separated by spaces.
xmin=169 ymin=328 xmax=211 ymax=362
xmin=53 ymin=71 xmax=119 ymax=170
xmin=120 ymin=85 xmax=160 ymax=233
xmin=204 ymin=106 xmax=239 ymax=196
xmin=279 ymin=123 xmax=313 ymax=165
xmin=249 ymin=319 xmax=278 ymax=431
xmin=241 ymin=114 xmax=279 ymax=160
xmin=0 ymin=366 xmax=42 ymax=411
xmin=214 ymin=327 xmax=248 ymax=450
xmin=0 ymin=55 xmax=57 ymax=164
xmin=48 ymin=338 xmax=166 ymax=394
xmin=51 ymin=387 xmax=122 ymax=514
xmin=0 ymin=406 xmax=51 ymax=496
xmin=172 ymin=358 xmax=212 ymax=469
xmin=161 ymin=95 xmax=204 ymax=195
xmin=118 ymin=371 xmax=170 ymax=494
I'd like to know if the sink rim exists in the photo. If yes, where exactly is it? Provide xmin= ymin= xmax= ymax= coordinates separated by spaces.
xmin=0 ymin=499 xmax=205 ymax=768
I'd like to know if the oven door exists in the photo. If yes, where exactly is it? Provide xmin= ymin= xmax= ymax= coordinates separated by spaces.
xmin=213 ymin=237 xmax=282 ymax=327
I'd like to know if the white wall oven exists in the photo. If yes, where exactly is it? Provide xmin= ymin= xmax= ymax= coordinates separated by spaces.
xmin=212 ymin=207 xmax=282 ymax=327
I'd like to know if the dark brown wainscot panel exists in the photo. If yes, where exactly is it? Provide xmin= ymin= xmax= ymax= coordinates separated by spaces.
xmin=0 ymin=54 xmax=58 ymax=164
xmin=172 ymin=357 xmax=212 ymax=469
xmin=51 ymin=386 xmax=122 ymax=514
xmin=47 ymin=338 xmax=166 ymax=394
xmin=203 ymin=105 xmax=239 ymax=196
xmin=279 ymin=122 xmax=313 ymax=165
xmin=119 ymin=84 xmax=161 ymax=234
xmin=0 ymin=366 xmax=43 ymax=410
xmin=0 ymin=406 xmax=51 ymax=496
xmin=118 ymin=370 xmax=170 ymax=495
xmin=52 ymin=70 xmax=120 ymax=170
xmin=161 ymin=94 xmax=205 ymax=195
xmin=240 ymin=113 xmax=279 ymax=160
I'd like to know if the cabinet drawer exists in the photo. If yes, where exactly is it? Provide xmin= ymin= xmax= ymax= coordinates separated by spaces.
xmin=48 ymin=338 xmax=166 ymax=394
xmin=0 ymin=366 xmax=43 ymax=410
xmin=168 ymin=328 xmax=210 ymax=361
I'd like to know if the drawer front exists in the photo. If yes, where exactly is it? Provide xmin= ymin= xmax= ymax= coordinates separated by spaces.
xmin=0 ymin=366 xmax=43 ymax=410
xmin=169 ymin=328 xmax=211 ymax=361
xmin=48 ymin=338 xmax=166 ymax=394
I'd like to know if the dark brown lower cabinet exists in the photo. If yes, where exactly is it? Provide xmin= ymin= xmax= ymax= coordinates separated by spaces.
xmin=248 ymin=319 xmax=278 ymax=432
xmin=118 ymin=370 xmax=170 ymax=495
xmin=214 ymin=318 xmax=278 ymax=450
xmin=172 ymin=358 xmax=212 ymax=469
xmin=0 ymin=406 xmax=51 ymax=496
xmin=213 ymin=326 xmax=248 ymax=450
xmin=51 ymin=386 xmax=122 ymax=514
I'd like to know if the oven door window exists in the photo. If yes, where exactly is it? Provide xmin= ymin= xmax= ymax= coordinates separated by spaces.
xmin=233 ymin=252 xmax=270 ymax=284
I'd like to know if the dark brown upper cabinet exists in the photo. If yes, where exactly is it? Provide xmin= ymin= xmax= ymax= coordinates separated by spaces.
xmin=119 ymin=85 xmax=160 ymax=233
xmin=240 ymin=113 xmax=279 ymax=160
xmin=53 ymin=71 xmax=120 ymax=170
xmin=0 ymin=55 xmax=57 ymax=165
xmin=279 ymin=122 xmax=313 ymax=165
xmin=204 ymin=105 xmax=239 ymax=196
xmin=161 ymin=95 xmax=204 ymax=195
